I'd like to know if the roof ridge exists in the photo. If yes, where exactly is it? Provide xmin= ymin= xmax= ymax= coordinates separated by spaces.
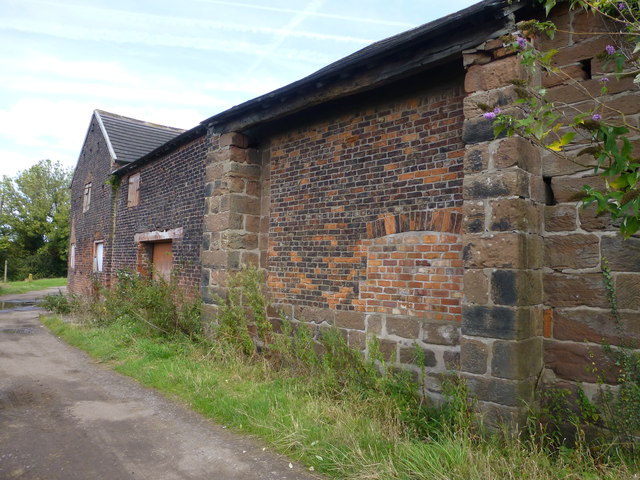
xmin=94 ymin=109 xmax=185 ymax=133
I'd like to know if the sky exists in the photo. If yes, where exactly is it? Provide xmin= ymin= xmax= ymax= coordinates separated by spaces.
xmin=0 ymin=0 xmax=481 ymax=178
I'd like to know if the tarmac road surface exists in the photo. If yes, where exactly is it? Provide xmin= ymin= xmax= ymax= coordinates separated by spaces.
xmin=0 ymin=288 xmax=318 ymax=480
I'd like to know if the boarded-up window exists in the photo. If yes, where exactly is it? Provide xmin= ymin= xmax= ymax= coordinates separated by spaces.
xmin=83 ymin=183 xmax=92 ymax=212
xmin=93 ymin=241 xmax=104 ymax=272
xmin=127 ymin=173 xmax=140 ymax=207
xmin=70 ymin=244 xmax=76 ymax=270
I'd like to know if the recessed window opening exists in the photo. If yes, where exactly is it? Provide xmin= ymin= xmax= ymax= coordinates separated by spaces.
xmin=93 ymin=241 xmax=104 ymax=272
xmin=83 ymin=183 xmax=92 ymax=212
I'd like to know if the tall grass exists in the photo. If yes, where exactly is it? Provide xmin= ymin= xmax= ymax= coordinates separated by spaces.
xmin=42 ymin=269 xmax=638 ymax=479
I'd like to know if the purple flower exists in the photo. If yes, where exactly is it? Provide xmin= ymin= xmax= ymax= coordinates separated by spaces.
xmin=483 ymin=107 xmax=501 ymax=120
xmin=618 ymin=2 xmax=626 ymax=10
xmin=600 ymin=76 xmax=609 ymax=83
xmin=516 ymin=36 xmax=527 ymax=49
xmin=605 ymin=45 xmax=616 ymax=55
xmin=592 ymin=114 xmax=602 ymax=121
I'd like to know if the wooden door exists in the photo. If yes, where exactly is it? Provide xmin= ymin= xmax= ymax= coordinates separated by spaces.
xmin=152 ymin=242 xmax=172 ymax=282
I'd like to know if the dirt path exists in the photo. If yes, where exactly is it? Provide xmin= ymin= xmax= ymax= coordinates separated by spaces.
xmin=0 ymin=289 xmax=318 ymax=480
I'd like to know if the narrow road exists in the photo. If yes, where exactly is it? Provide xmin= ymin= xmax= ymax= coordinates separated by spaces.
xmin=0 ymin=288 xmax=318 ymax=480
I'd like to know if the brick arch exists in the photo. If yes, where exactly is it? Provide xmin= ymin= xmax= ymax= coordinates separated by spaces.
xmin=366 ymin=208 xmax=462 ymax=239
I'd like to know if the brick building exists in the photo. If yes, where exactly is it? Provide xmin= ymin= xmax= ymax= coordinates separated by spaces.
xmin=69 ymin=0 xmax=640 ymax=425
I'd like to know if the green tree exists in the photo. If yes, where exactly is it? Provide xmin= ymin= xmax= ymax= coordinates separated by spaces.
xmin=0 ymin=160 xmax=72 ymax=280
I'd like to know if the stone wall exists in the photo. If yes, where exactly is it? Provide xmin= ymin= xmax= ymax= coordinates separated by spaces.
xmin=462 ymin=40 xmax=544 ymax=426
xmin=460 ymin=5 xmax=640 ymax=423
xmin=535 ymin=7 xmax=640 ymax=393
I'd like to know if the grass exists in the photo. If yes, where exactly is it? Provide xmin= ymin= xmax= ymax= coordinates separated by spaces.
xmin=0 ymin=277 xmax=66 ymax=296
xmin=43 ymin=314 xmax=638 ymax=480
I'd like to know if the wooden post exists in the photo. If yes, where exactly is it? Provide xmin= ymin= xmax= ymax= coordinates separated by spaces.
xmin=3 ymin=260 xmax=6 ymax=284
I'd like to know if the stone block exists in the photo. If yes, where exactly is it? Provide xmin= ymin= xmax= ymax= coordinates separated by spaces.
xmin=578 ymin=204 xmax=615 ymax=232
xmin=544 ymin=234 xmax=600 ymax=270
xmin=348 ymin=330 xmax=367 ymax=351
xmin=462 ymin=305 xmax=539 ymax=340
xmin=552 ymin=36 xmax=612 ymax=67
xmin=201 ymin=250 xmax=227 ymax=268
xmin=366 ymin=314 xmax=383 ymax=335
xmin=491 ymin=338 xmax=543 ymax=380
xmin=227 ymin=162 xmax=261 ymax=179
xmin=443 ymin=350 xmax=460 ymax=369
xmin=460 ymin=338 xmax=488 ymax=374
xmin=464 ymin=55 xmax=526 ymax=93
xmin=544 ymin=205 xmax=577 ymax=232
xmin=544 ymin=339 xmax=618 ymax=383
xmin=421 ymin=323 xmax=460 ymax=346
xmin=464 ymin=375 xmax=535 ymax=407
xmin=229 ymin=194 xmax=260 ymax=215
xmin=461 ymin=117 xmax=496 ymax=144
xmin=221 ymin=232 xmax=258 ymax=250
xmin=399 ymin=346 xmax=437 ymax=367
xmin=463 ymin=233 xmax=542 ymax=269
xmin=475 ymin=401 xmax=529 ymax=431
xmin=491 ymin=269 xmax=542 ymax=306
xmin=542 ymin=64 xmax=589 ymax=88
xmin=494 ymin=137 xmax=541 ymax=174
xmin=541 ymin=149 xmax=598 ymax=177
xmin=463 ymin=86 xmax=520 ymax=118
xmin=489 ymin=198 xmax=541 ymax=233
xmin=201 ymin=300 xmax=219 ymax=317
xmin=529 ymin=175 xmax=547 ymax=204
xmin=551 ymin=175 xmax=605 ymax=203
xmin=241 ymin=251 xmax=259 ymax=267
xmin=463 ymin=169 xmax=529 ymax=200
xmin=378 ymin=339 xmax=397 ymax=362
xmin=601 ymin=236 xmax=640 ymax=272
xmin=386 ymin=315 xmax=420 ymax=339
xmin=553 ymin=307 xmax=640 ymax=345
xmin=201 ymin=285 xmax=227 ymax=305
xmin=544 ymin=273 xmax=609 ymax=308
xmin=464 ymin=269 xmax=489 ymax=304
xmin=463 ymin=200 xmax=485 ymax=234
xmin=463 ymin=52 xmax=492 ymax=68
xmin=296 ymin=305 xmax=334 ymax=324
xmin=616 ymin=274 xmax=640 ymax=310
xmin=219 ymin=132 xmax=249 ymax=149
xmin=463 ymin=144 xmax=490 ymax=174
xmin=204 ymin=212 xmax=229 ymax=232
xmin=334 ymin=310 xmax=365 ymax=330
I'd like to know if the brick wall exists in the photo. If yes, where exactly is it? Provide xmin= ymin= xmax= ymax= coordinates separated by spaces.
xmin=249 ymin=79 xmax=465 ymax=385
xmin=111 ymin=135 xmax=207 ymax=292
xmin=68 ymin=116 xmax=117 ymax=295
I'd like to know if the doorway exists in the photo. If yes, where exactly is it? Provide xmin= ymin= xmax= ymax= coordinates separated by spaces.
xmin=151 ymin=242 xmax=172 ymax=282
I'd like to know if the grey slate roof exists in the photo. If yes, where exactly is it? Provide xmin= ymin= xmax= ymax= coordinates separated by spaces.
xmin=95 ymin=110 xmax=185 ymax=164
